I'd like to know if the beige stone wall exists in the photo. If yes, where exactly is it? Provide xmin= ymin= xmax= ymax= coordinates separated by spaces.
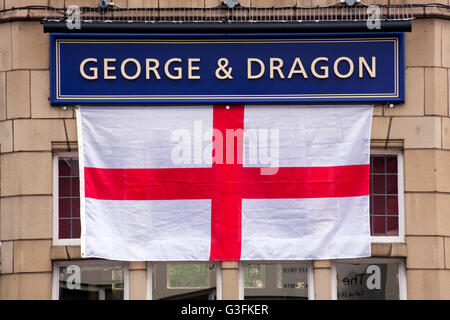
xmin=0 ymin=2 xmax=449 ymax=300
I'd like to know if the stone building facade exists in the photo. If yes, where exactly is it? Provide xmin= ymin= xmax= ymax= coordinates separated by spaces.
xmin=0 ymin=0 xmax=449 ymax=300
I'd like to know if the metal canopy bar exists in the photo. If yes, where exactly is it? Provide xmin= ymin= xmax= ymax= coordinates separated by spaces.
xmin=43 ymin=20 xmax=411 ymax=33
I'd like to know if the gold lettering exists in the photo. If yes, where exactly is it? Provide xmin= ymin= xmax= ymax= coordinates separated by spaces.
xmin=287 ymin=57 xmax=308 ymax=79
xmin=80 ymin=58 xmax=98 ymax=80
xmin=359 ymin=57 xmax=376 ymax=78
xmin=247 ymin=58 xmax=265 ymax=79
xmin=270 ymin=58 xmax=285 ymax=79
xmin=334 ymin=57 xmax=354 ymax=79
xmin=121 ymin=58 xmax=141 ymax=80
xmin=146 ymin=58 xmax=161 ymax=79
xmin=104 ymin=58 xmax=116 ymax=80
xmin=188 ymin=58 xmax=201 ymax=80
xmin=311 ymin=57 xmax=329 ymax=79
xmin=165 ymin=58 xmax=182 ymax=80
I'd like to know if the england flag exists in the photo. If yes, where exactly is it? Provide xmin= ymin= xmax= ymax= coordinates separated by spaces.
xmin=77 ymin=105 xmax=373 ymax=261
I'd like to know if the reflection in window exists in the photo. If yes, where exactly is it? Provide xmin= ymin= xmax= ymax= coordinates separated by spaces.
xmin=336 ymin=261 xmax=401 ymax=300
xmin=153 ymin=262 xmax=217 ymax=300
xmin=244 ymin=263 xmax=309 ymax=300
xmin=168 ymin=263 xmax=209 ymax=289
xmin=244 ymin=264 xmax=265 ymax=288
xmin=57 ymin=262 xmax=125 ymax=300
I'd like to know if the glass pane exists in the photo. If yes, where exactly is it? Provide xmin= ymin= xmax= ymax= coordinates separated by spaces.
xmin=59 ymin=159 xmax=71 ymax=176
xmin=244 ymin=264 xmax=265 ymax=288
xmin=387 ymin=217 xmax=399 ymax=236
xmin=59 ymin=177 xmax=72 ymax=197
xmin=72 ymin=219 xmax=81 ymax=238
xmin=336 ymin=262 xmax=400 ymax=300
xmin=386 ymin=157 xmax=398 ymax=173
xmin=153 ymin=263 xmax=217 ymax=300
xmin=372 ymin=216 xmax=386 ymax=235
xmin=372 ymin=175 xmax=385 ymax=194
xmin=387 ymin=196 xmax=398 ymax=215
xmin=58 ymin=198 xmax=71 ymax=218
xmin=371 ymin=157 xmax=385 ymax=173
xmin=58 ymin=219 xmax=71 ymax=239
xmin=244 ymin=263 xmax=308 ymax=300
xmin=58 ymin=263 xmax=124 ymax=300
xmin=372 ymin=195 xmax=385 ymax=215
xmin=386 ymin=175 xmax=398 ymax=194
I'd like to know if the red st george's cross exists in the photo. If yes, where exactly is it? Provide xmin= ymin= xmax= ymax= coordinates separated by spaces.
xmin=84 ymin=105 xmax=369 ymax=261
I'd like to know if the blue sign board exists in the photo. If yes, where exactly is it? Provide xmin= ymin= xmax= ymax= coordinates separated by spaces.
xmin=50 ymin=33 xmax=404 ymax=105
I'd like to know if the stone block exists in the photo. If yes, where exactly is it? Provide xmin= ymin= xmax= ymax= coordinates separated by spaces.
xmin=31 ymin=71 xmax=73 ymax=119
xmin=424 ymin=67 xmax=448 ymax=116
xmin=50 ymin=246 xmax=69 ymax=260
xmin=314 ymin=268 xmax=331 ymax=300
xmin=443 ymin=20 xmax=450 ymax=68
xmin=222 ymin=261 xmax=238 ymax=269
xmin=129 ymin=270 xmax=147 ymax=300
xmin=445 ymin=237 xmax=450 ymax=269
xmin=435 ymin=150 xmax=450 ymax=193
xmin=159 ymin=0 xmax=205 ymax=7
xmin=390 ymin=243 xmax=408 ymax=257
xmin=313 ymin=260 xmax=330 ymax=269
xmin=129 ymin=261 xmax=147 ymax=270
xmin=0 ymin=152 xmax=53 ymax=196
xmin=442 ymin=117 xmax=450 ymax=149
xmin=66 ymin=246 xmax=82 ymax=259
xmin=222 ymin=265 xmax=239 ymax=299
xmin=0 ymin=120 xmax=13 ymax=153
xmin=251 ymin=0 xmax=296 ymax=6
xmin=370 ymin=117 xmax=390 ymax=140
xmin=63 ymin=118 xmax=78 ymax=142
xmin=205 ymin=0 xmax=222 ymax=8
xmin=437 ymin=194 xmax=450 ymax=236
xmin=0 ymin=72 xmax=6 ymax=120
xmin=14 ymin=240 xmax=52 ymax=273
xmin=406 ymin=236 xmax=445 ymax=269
xmin=0 ymin=274 xmax=20 ymax=299
xmin=407 ymin=269 xmax=444 ymax=300
xmin=5 ymin=0 xmax=48 ymax=8
xmin=405 ymin=19 xmax=441 ymax=67
xmin=405 ymin=193 xmax=438 ymax=236
xmin=11 ymin=21 xmax=49 ymax=70
xmin=384 ymin=67 xmax=424 ymax=116
xmin=389 ymin=116 xmax=441 ymax=149
xmin=0 ymin=196 xmax=52 ymax=240
xmin=19 ymin=272 xmax=52 ymax=300
xmin=0 ymin=241 xmax=13 ymax=274
xmin=403 ymin=149 xmax=436 ymax=192
xmin=0 ymin=22 xmax=12 ymax=71
xmin=128 ymin=0 xmax=159 ymax=7
xmin=6 ymin=70 xmax=30 ymax=119
xmin=14 ymin=119 xmax=67 ymax=151
xmin=49 ymin=0 xmax=65 ymax=7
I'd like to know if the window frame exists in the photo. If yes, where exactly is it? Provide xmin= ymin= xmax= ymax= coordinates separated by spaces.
xmin=238 ymin=261 xmax=315 ymax=300
xmin=146 ymin=262 xmax=223 ymax=300
xmin=370 ymin=149 xmax=405 ymax=243
xmin=53 ymin=152 xmax=81 ymax=246
xmin=331 ymin=257 xmax=407 ymax=300
xmin=52 ymin=260 xmax=130 ymax=300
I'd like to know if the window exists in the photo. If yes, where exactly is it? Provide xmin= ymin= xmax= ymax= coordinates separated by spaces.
xmin=53 ymin=260 xmax=129 ymax=300
xmin=149 ymin=262 xmax=219 ymax=300
xmin=241 ymin=262 xmax=313 ymax=300
xmin=370 ymin=150 xmax=404 ymax=242
xmin=332 ymin=258 xmax=407 ymax=300
xmin=53 ymin=152 xmax=81 ymax=245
